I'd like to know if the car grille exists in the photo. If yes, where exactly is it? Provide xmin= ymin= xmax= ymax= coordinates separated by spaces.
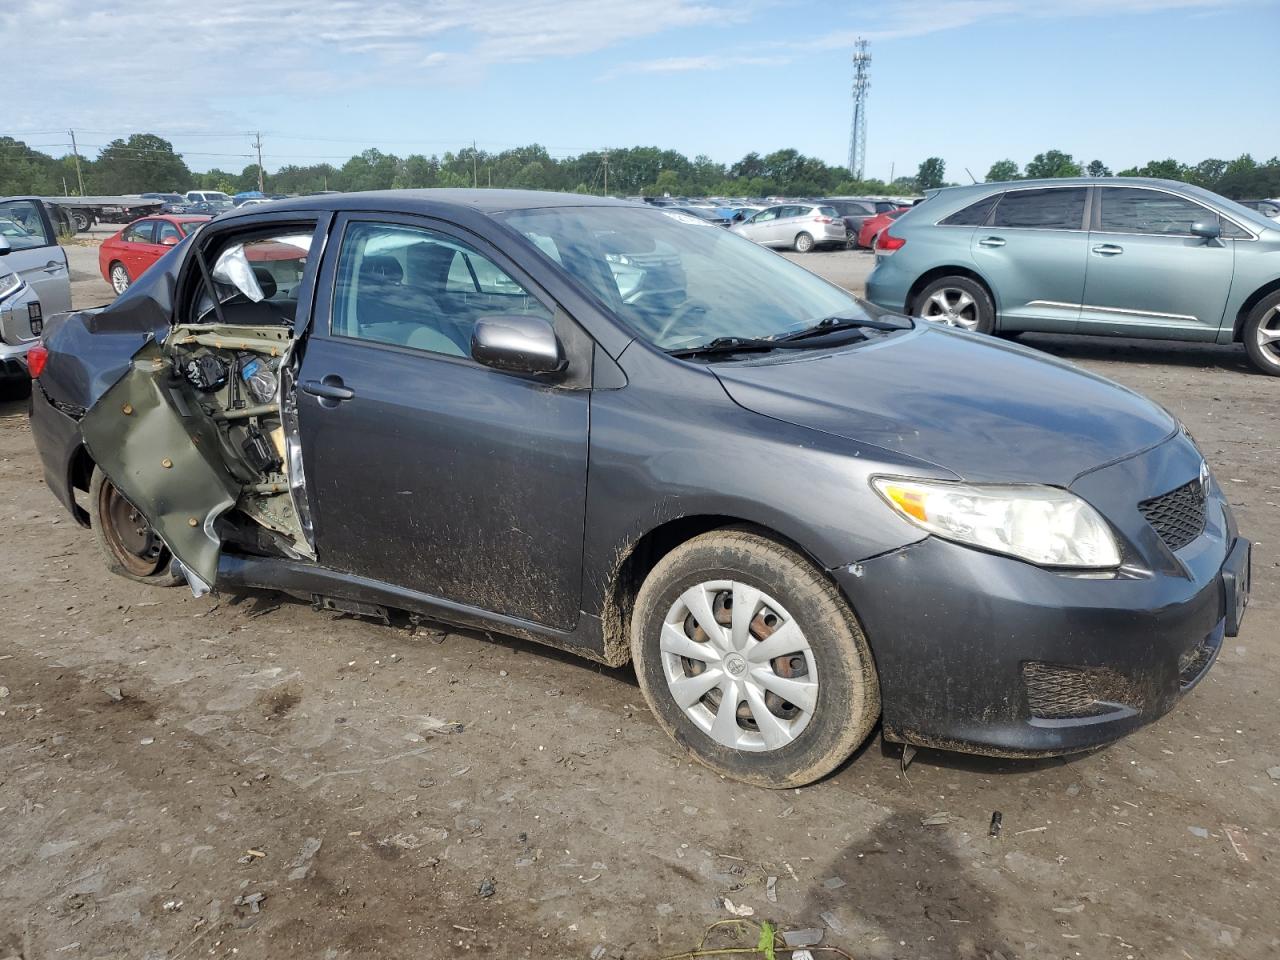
xmin=1021 ymin=662 xmax=1135 ymax=720
xmin=1138 ymin=478 xmax=1206 ymax=553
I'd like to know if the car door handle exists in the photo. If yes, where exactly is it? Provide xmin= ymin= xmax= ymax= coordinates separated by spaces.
xmin=302 ymin=378 xmax=355 ymax=402
xmin=1092 ymin=244 xmax=1124 ymax=256
xmin=977 ymin=236 xmax=1005 ymax=247
xmin=42 ymin=260 xmax=64 ymax=273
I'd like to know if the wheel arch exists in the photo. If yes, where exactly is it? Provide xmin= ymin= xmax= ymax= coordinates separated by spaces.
xmin=67 ymin=444 xmax=96 ymax=527
xmin=905 ymin=265 xmax=999 ymax=319
xmin=598 ymin=514 xmax=836 ymax=667
xmin=1233 ymin=279 xmax=1280 ymax=341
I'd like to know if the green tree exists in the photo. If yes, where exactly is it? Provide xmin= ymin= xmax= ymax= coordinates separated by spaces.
xmin=1086 ymin=160 xmax=1112 ymax=177
xmin=93 ymin=133 xmax=191 ymax=193
xmin=985 ymin=159 xmax=1020 ymax=182
xmin=916 ymin=157 xmax=946 ymax=190
xmin=1024 ymin=150 xmax=1082 ymax=179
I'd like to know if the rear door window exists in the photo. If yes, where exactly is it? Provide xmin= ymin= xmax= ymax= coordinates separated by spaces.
xmin=0 ymin=200 xmax=53 ymax=249
xmin=123 ymin=220 xmax=155 ymax=244
xmin=991 ymin=188 xmax=1087 ymax=230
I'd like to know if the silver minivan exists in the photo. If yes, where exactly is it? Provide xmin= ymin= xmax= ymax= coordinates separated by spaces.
xmin=731 ymin=203 xmax=848 ymax=252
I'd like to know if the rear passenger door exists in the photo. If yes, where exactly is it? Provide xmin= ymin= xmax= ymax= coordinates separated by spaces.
xmin=296 ymin=215 xmax=591 ymax=630
xmin=0 ymin=199 xmax=71 ymax=315
xmin=970 ymin=187 xmax=1088 ymax=333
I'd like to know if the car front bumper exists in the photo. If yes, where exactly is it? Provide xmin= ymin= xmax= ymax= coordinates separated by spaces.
xmin=837 ymin=530 xmax=1248 ymax=757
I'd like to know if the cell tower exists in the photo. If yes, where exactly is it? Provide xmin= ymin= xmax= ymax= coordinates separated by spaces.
xmin=848 ymin=38 xmax=871 ymax=179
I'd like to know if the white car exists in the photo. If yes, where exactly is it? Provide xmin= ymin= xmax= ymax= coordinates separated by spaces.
xmin=730 ymin=203 xmax=848 ymax=253
xmin=0 ymin=197 xmax=72 ymax=381
xmin=185 ymin=190 xmax=233 ymax=205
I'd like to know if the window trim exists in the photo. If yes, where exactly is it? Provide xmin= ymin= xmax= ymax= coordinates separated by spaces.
xmin=987 ymin=186 xmax=1090 ymax=233
xmin=1090 ymin=183 xmax=1258 ymax=242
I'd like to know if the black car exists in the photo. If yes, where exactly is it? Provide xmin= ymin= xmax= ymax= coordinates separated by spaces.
xmin=28 ymin=190 xmax=1249 ymax=787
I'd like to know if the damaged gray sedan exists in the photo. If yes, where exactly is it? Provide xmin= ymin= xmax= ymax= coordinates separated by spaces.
xmin=29 ymin=191 xmax=1249 ymax=787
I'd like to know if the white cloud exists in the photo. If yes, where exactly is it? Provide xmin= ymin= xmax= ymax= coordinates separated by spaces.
xmin=602 ymin=54 xmax=782 ymax=79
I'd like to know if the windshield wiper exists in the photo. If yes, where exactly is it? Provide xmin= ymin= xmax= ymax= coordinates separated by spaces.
xmin=667 ymin=336 xmax=792 ymax=358
xmin=775 ymin=314 xmax=911 ymax=343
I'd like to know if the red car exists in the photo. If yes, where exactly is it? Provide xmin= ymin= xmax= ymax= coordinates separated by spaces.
xmin=856 ymin=207 xmax=909 ymax=250
xmin=99 ymin=215 xmax=211 ymax=294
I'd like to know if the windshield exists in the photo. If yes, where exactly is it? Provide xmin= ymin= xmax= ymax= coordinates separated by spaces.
xmin=500 ymin=206 xmax=871 ymax=350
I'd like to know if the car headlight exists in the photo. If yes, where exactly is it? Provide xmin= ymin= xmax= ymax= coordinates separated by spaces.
xmin=872 ymin=477 xmax=1121 ymax=569
xmin=0 ymin=271 xmax=22 ymax=301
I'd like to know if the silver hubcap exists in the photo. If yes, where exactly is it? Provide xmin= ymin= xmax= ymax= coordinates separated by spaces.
xmin=921 ymin=287 xmax=978 ymax=330
xmin=1258 ymin=305 xmax=1280 ymax=363
xmin=111 ymin=266 xmax=129 ymax=294
xmin=797 ymin=235 xmax=812 ymax=251
xmin=660 ymin=580 xmax=818 ymax=752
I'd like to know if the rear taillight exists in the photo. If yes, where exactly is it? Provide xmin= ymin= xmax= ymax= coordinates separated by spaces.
xmin=814 ymin=215 xmax=835 ymax=223
xmin=877 ymin=230 xmax=906 ymax=255
xmin=27 ymin=344 xmax=48 ymax=379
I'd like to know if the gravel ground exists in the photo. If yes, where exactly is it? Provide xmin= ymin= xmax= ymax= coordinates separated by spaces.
xmin=0 ymin=237 xmax=1275 ymax=960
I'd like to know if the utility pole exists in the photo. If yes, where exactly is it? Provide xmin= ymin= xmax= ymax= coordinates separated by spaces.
xmin=602 ymin=150 xmax=609 ymax=196
xmin=472 ymin=140 xmax=478 ymax=188
xmin=68 ymin=129 xmax=85 ymax=195
xmin=252 ymin=132 xmax=265 ymax=192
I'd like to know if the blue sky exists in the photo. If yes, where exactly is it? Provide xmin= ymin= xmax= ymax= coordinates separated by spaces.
xmin=6 ymin=0 xmax=1278 ymax=177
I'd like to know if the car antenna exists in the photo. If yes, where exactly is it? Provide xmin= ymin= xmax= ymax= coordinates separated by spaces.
xmin=965 ymin=167 xmax=978 ymax=184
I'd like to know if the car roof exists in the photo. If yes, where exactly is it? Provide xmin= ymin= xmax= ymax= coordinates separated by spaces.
xmin=218 ymin=188 xmax=631 ymax=222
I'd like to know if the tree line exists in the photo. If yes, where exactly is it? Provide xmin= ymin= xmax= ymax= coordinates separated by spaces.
xmin=3 ymin=132 xmax=1277 ymax=201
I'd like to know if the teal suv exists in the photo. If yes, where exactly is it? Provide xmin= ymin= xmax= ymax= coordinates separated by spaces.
xmin=865 ymin=177 xmax=1280 ymax=375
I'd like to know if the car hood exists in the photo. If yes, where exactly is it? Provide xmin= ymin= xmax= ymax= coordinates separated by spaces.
xmin=712 ymin=324 xmax=1177 ymax=486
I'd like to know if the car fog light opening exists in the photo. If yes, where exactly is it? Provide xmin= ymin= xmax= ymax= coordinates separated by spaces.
xmin=872 ymin=477 xmax=1121 ymax=569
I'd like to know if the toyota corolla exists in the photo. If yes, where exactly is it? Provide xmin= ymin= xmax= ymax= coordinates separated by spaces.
xmin=28 ymin=190 xmax=1250 ymax=787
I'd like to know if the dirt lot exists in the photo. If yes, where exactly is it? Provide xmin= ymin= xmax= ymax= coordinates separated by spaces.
xmin=1 ymin=236 xmax=1276 ymax=960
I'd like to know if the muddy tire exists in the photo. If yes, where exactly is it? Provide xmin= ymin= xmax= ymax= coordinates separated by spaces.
xmin=88 ymin=468 xmax=182 ymax=585
xmin=1242 ymin=291 xmax=1280 ymax=377
xmin=631 ymin=529 xmax=880 ymax=788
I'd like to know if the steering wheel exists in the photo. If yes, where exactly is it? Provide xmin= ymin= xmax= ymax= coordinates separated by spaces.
xmin=654 ymin=298 xmax=713 ymax=343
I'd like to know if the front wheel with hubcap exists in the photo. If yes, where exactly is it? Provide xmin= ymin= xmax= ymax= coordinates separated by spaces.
xmin=88 ymin=469 xmax=182 ymax=585
xmin=109 ymin=262 xmax=131 ymax=295
xmin=912 ymin=275 xmax=995 ymax=334
xmin=1242 ymin=291 xmax=1280 ymax=376
xmin=793 ymin=231 xmax=815 ymax=253
xmin=631 ymin=529 xmax=880 ymax=788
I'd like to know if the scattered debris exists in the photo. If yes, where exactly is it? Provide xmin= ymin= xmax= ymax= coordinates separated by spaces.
xmin=765 ymin=875 xmax=778 ymax=903
xmin=821 ymin=877 xmax=846 ymax=890
xmin=819 ymin=910 xmax=846 ymax=935
xmin=162 ymin=899 xmax=183 ymax=912
xmin=1267 ymin=766 xmax=1280 ymax=781
xmin=1188 ymin=826 xmax=1210 ymax=839
xmin=0 ymin=686 xmax=9 ymax=699
xmin=721 ymin=897 xmax=754 ymax=917
xmin=233 ymin=892 xmax=265 ymax=914
xmin=1223 ymin=824 xmax=1250 ymax=862
xmin=287 ymin=837 xmax=322 ymax=881
xmin=1013 ymin=826 xmax=1047 ymax=836
xmin=139 ymin=737 xmax=155 ymax=746
xmin=989 ymin=811 xmax=1003 ymax=838
xmin=782 ymin=928 xmax=824 ymax=948
xmin=477 ymin=877 xmax=496 ymax=898
xmin=103 ymin=685 xmax=123 ymax=702
xmin=590 ymin=946 xmax=606 ymax=960
xmin=777 ymin=805 xmax=794 ymax=819
xmin=921 ymin=812 xmax=959 ymax=827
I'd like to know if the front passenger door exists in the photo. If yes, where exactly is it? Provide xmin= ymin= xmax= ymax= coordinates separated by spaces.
xmin=1080 ymin=187 xmax=1235 ymax=340
xmin=297 ymin=216 xmax=591 ymax=630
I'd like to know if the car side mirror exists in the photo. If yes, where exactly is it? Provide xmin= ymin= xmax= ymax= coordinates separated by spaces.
xmin=0 ymin=236 xmax=10 ymax=256
xmin=1190 ymin=220 xmax=1221 ymax=240
xmin=471 ymin=314 xmax=566 ymax=375
xmin=161 ymin=235 xmax=180 ymax=246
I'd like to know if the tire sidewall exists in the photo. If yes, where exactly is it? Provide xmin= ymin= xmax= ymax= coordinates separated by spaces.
xmin=631 ymin=532 xmax=879 ymax=787
xmin=1243 ymin=292 xmax=1280 ymax=376
xmin=914 ymin=276 xmax=996 ymax=335
xmin=88 ymin=468 xmax=181 ymax=585
xmin=794 ymin=232 xmax=814 ymax=253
